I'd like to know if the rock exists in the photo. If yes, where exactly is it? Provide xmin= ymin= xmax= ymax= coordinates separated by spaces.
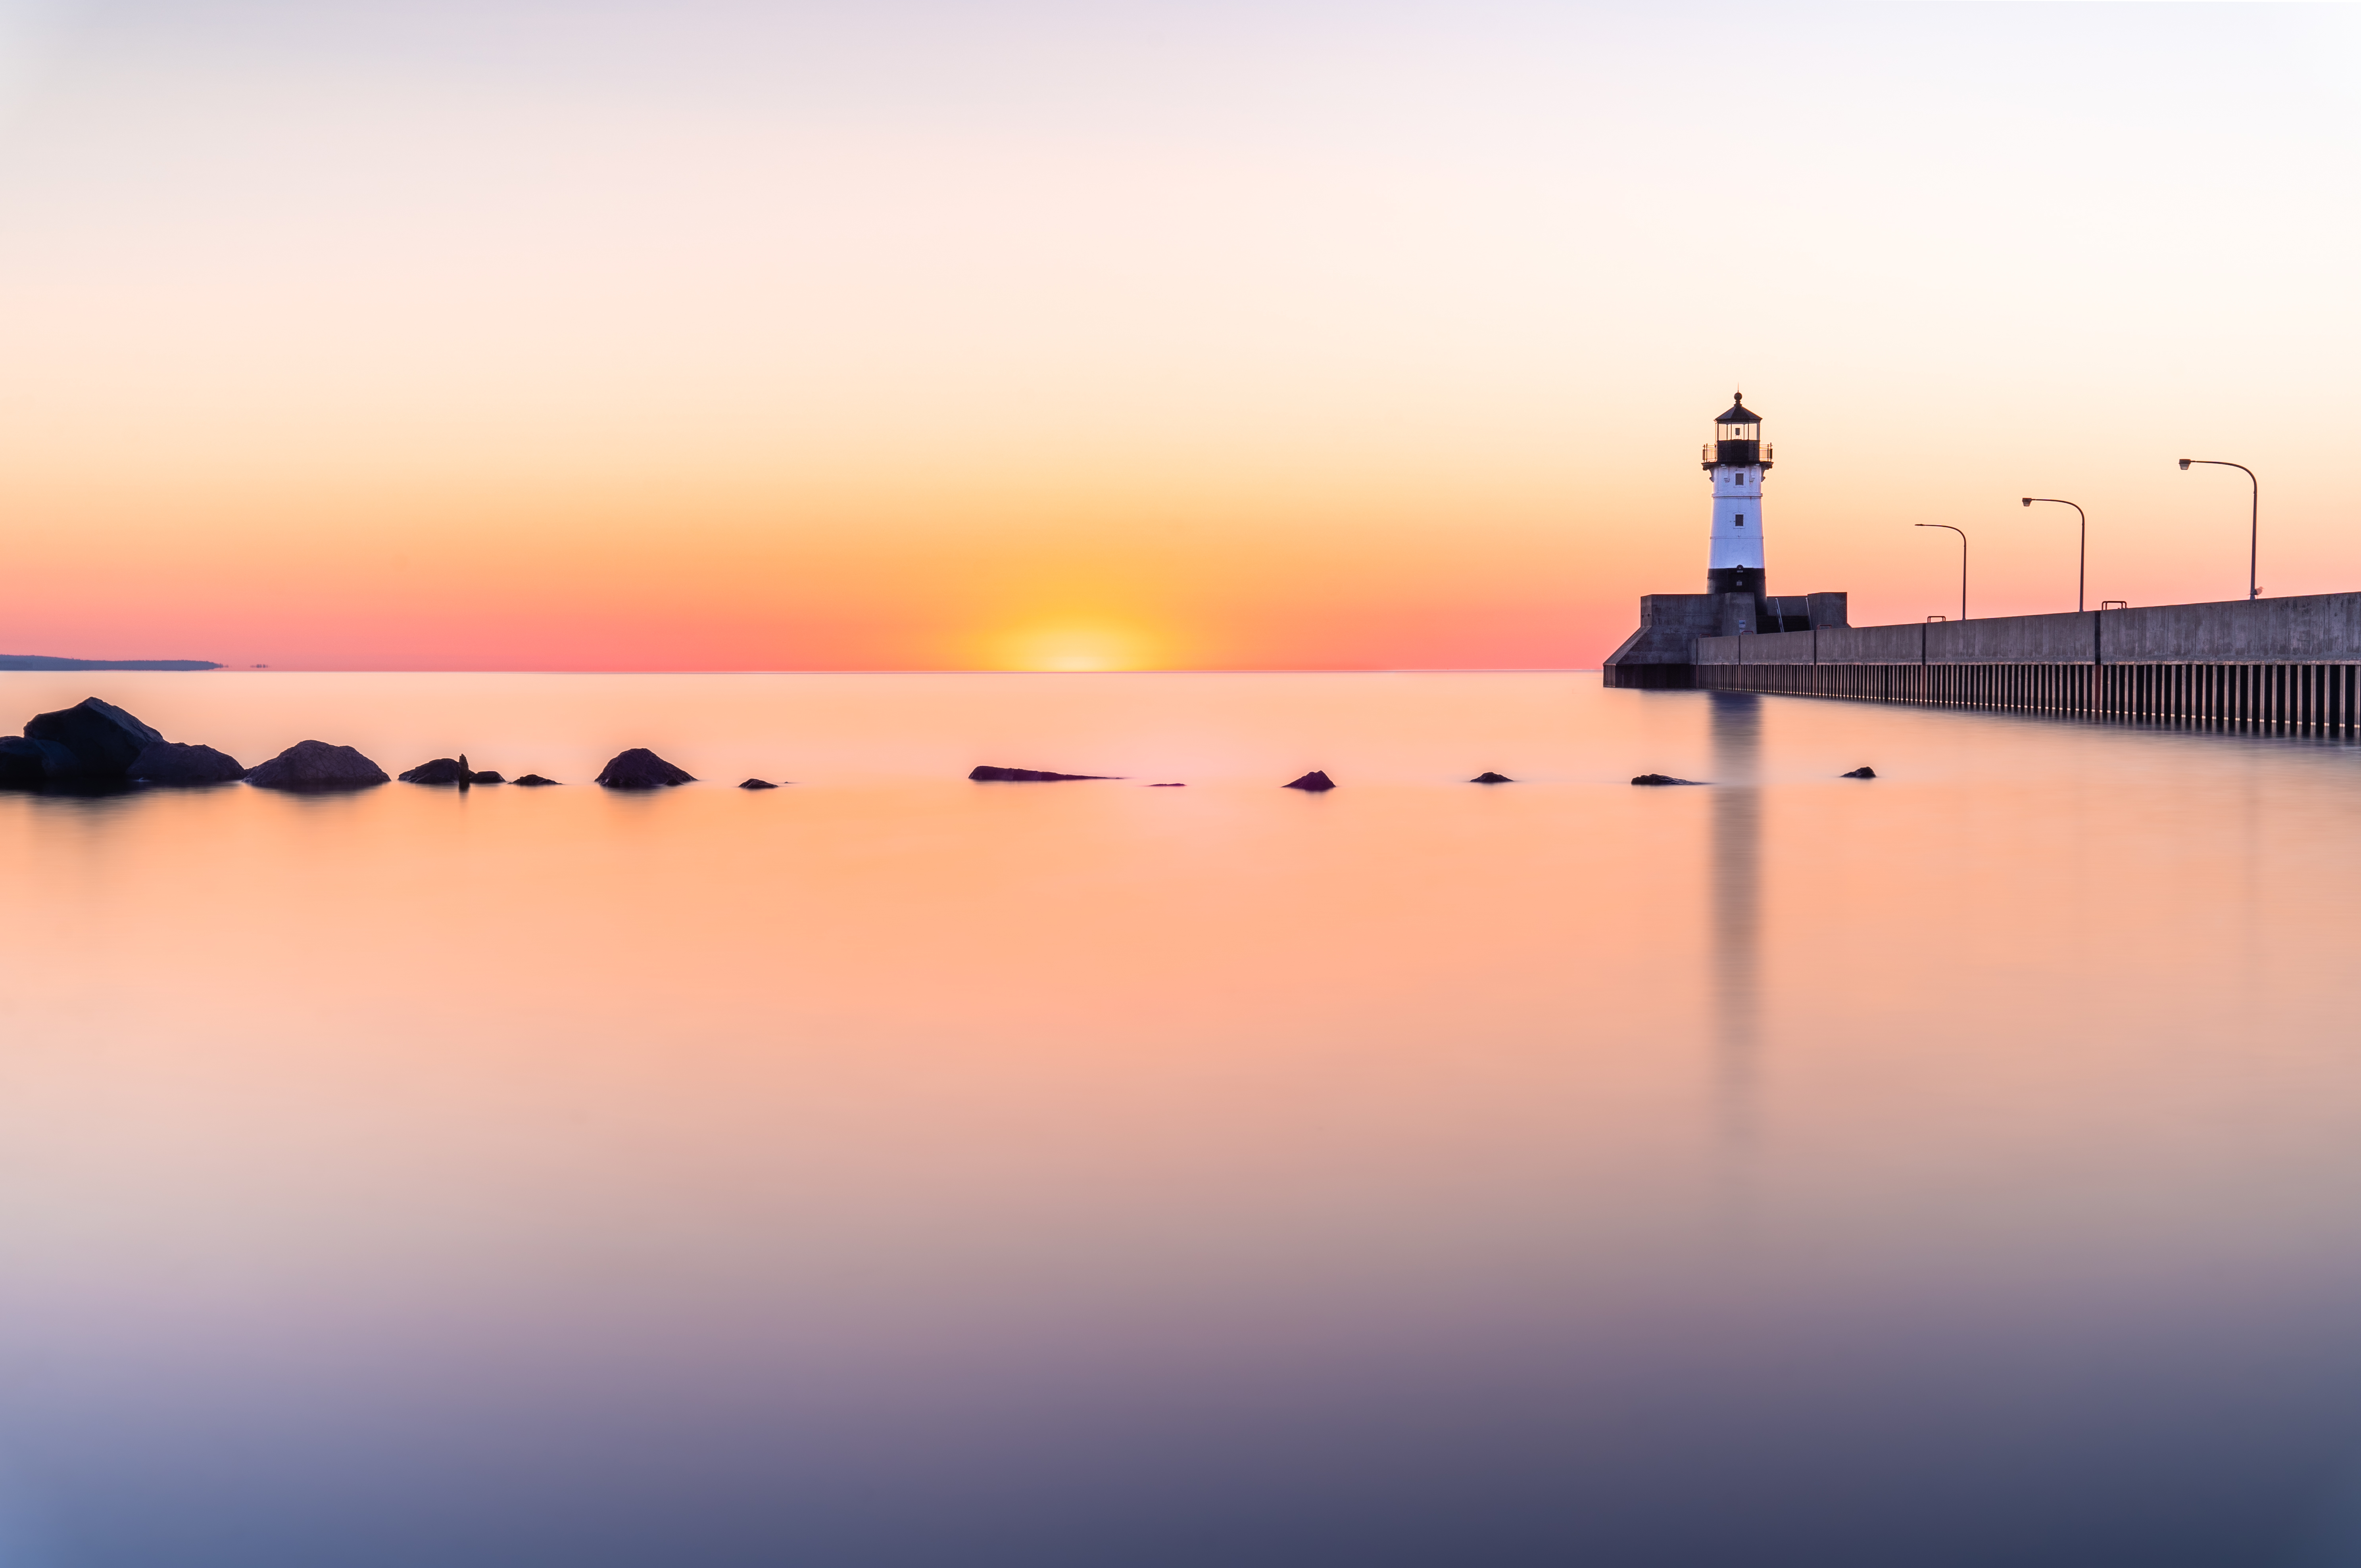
xmin=128 ymin=741 xmax=246 ymax=785
xmin=23 ymin=698 xmax=164 ymax=777
xmin=396 ymin=757 xmax=503 ymax=785
xmin=1471 ymin=771 xmax=1513 ymax=784
xmin=1841 ymin=766 xmax=1877 ymax=779
xmin=245 ymin=741 xmax=390 ymax=790
xmin=1147 ymin=782 xmax=1185 ymax=787
xmin=968 ymin=766 xmax=1118 ymax=781
xmin=1283 ymin=771 xmax=1335 ymax=791
xmin=739 ymin=778 xmax=778 ymax=790
xmin=513 ymin=774 xmax=561 ymax=787
xmin=1631 ymin=773 xmax=1704 ymax=786
xmin=596 ymin=748 xmax=695 ymax=789
xmin=0 ymin=735 xmax=81 ymax=785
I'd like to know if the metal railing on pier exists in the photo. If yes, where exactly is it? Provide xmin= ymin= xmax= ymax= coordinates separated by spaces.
xmin=1694 ymin=660 xmax=2360 ymax=734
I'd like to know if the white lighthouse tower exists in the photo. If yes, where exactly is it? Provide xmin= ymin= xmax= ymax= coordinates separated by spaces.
xmin=1704 ymin=391 xmax=1770 ymax=605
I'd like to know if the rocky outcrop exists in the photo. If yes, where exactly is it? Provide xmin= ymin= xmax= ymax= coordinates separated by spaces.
xmin=1631 ymin=773 xmax=1704 ymax=786
xmin=739 ymin=778 xmax=778 ymax=789
xmin=245 ymin=741 xmax=390 ymax=790
xmin=399 ymin=757 xmax=469 ymax=785
xmin=968 ymin=766 xmax=1118 ymax=781
xmin=23 ymin=698 xmax=164 ymax=777
xmin=128 ymin=742 xmax=246 ymax=785
xmin=1283 ymin=771 xmax=1335 ymax=791
xmin=513 ymin=774 xmax=560 ymax=787
xmin=1841 ymin=766 xmax=1877 ymax=779
xmin=0 ymin=736 xmax=80 ymax=785
xmin=596 ymin=749 xmax=695 ymax=789
xmin=1471 ymin=772 xmax=1512 ymax=783
xmin=469 ymin=771 xmax=503 ymax=785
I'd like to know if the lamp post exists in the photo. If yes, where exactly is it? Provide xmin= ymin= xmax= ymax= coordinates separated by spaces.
xmin=1917 ymin=524 xmax=1967 ymax=623
xmin=2021 ymin=497 xmax=2086 ymax=612
xmin=2178 ymin=459 xmax=2259 ymax=601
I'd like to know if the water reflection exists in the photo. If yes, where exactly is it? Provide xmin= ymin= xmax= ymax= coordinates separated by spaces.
xmin=1708 ymin=692 xmax=1761 ymax=1148
xmin=1 ymin=674 xmax=2360 ymax=1564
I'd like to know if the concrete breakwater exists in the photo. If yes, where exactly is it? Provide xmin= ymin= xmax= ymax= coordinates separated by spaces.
xmin=1616 ymin=590 xmax=2361 ymax=733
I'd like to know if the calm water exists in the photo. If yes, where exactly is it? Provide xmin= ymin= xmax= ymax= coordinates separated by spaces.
xmin=3 ymin=671 xmax=2361 ymax=1567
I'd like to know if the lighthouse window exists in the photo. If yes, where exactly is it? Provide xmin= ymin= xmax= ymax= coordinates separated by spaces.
xmin=1735 ymin=515 xmax=1746 ymax=526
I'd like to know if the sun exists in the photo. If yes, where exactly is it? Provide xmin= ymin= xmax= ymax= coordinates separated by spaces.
xmin=993 ymin=622 xmax=1156 ymax=672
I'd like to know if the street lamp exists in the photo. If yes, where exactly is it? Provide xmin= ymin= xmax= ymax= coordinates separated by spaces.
xmin=1916 ymin=524 xmax=1967 ymax=623
xmin=2178 ymin=459 xmax=2259 ymax=601
xmin=2021 ymin=497 xmax=2087 ymax=612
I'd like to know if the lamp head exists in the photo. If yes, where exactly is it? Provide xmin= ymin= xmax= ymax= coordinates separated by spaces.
xmin=2178 ymin=459 xmax=2192 ymax=470
xmin=2020 ymin=497 xmax=2032 ymax=507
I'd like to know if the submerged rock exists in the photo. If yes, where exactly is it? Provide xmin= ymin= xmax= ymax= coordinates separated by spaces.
xmin=0 ymin=735 xmax=81 ymax=785
xmin=739 ymin=778 xmax=778 ymax=790
xmin=469 ymin=771 xmax=504 ymax=785
xmin=968 ymin=766 xmax=1118 ymax=782
xmin=596 ymin=749 xmax=695 ymax=789
xmin=1147 ymin=782 xmax=1185 ymax=787
xmin=1631 ymin=773 xmax=1704 ymax=786
xmin=23 ymin=698 xmax=164 ymax=777
xmin=1471 ymin=771 xmax=1513 ymax=784
xmin=513 ymin=774 xmax=561 ymax=787
xmin=1841 ymin=766 xmax=1877 ymax=779
xmin=398 ymin=757 xmax=469 ymax=785
xmin=246 ymin=741 xmax=390 ymax=791
xmin=1283 ymin=771 xmax=1336 ymax=792
xmin=128 ymin=741 xmax=246 ymax=785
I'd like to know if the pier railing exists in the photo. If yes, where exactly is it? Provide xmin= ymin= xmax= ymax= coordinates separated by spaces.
xmin=1695 ymin=657 xmax=2358 ymax=733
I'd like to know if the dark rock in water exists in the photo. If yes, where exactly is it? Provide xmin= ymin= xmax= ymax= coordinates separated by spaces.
xmin=739 ymin=778 xmax=778 ymax=790
xmin=246 ymin=741 xmax=390 ymax=790
xmin=1147 ymin=782 xmax=1185 ymax=787
xmin=968 ymin=766 xmax=1118 ymax=782
xmin=399 ymin=758 xmax=503 ymax=785
xmin=1471 ymin=772 xmax=1512 ymax=784
xmin=128 ymin=741 xmax=246 ymax=785
xmin=596 ymin=748 xmax=695 ymax=789
xmin=1283 ymin=771 xmax=1336 ymax=792
xmin=23 ymin=697 xmax=164 ymax=777
xmin=0 ymin=735 xmax=81 ymax=785
xmin=1841 ymin=766 xmax=1877 ymax=779
xmin=513 ymin=774 xmax=560 ymax=787
xmin=1631 ymin=773 xmax=1705 ymax=786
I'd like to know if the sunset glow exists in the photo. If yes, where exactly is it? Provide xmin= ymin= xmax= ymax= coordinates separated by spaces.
xmin=0 ymin=3 xmax=2351 ymax=670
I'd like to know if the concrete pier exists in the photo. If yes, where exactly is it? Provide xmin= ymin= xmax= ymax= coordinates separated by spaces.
xmin=1608 ymin=590 xmax=2361 ymax=733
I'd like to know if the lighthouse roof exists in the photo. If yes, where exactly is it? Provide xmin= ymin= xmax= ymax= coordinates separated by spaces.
xmin=1715 ymin=394 xmax=1760 ymax=424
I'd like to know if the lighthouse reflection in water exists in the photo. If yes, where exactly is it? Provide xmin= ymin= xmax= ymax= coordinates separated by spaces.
xmin=1 ymin=669 xmax=2361 ymax=1566
xmin=1710 ymin=691 xmax=1762 ymax=1150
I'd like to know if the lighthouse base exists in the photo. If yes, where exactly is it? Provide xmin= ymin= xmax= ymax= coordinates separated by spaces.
xmin=1602 ymin=591 xmax=1849 ymax=688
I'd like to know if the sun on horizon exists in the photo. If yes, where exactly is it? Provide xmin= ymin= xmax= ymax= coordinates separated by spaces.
xmin=988 ymin=621 xmax=1163 ymax=672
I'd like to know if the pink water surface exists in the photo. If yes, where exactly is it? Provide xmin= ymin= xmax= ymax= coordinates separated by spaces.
xmin=1 ymin=672 xmax=2358 ymax=1566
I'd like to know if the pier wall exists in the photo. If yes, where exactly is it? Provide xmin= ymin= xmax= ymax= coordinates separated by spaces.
xmin=1676 ymin=591 xmax=2361 ymax=732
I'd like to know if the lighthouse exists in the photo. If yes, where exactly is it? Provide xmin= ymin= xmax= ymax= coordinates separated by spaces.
xmin=1704 ymin=392 xmax=1769 ymax=603
xmin=1600 ymin=391 xmax=1845 ymax=686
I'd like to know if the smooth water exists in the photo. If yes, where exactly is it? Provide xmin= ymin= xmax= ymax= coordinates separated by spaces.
xmin=3 ymin=671 xmax=2360 ymax=1567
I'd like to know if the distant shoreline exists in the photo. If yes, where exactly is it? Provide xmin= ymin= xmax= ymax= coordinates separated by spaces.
xmin=0 ymin=662 xmax=1600 ymax=675
xmin=0 ymin=656 xmax=221 ymax=672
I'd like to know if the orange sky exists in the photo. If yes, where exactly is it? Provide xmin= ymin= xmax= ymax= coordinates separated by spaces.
xmin=0 ymin=2 xmax=2352 ymax=670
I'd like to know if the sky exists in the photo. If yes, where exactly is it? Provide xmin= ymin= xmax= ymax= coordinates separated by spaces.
xmin=0 ymin=0 xmax=2353 ymax=670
